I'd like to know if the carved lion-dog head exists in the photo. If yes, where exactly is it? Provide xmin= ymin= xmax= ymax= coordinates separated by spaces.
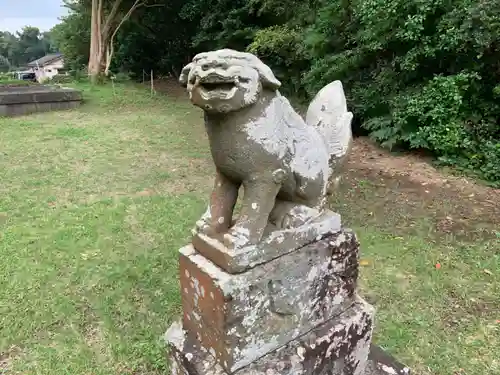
xmin=179 ymin=49 xmax=281 ymax=113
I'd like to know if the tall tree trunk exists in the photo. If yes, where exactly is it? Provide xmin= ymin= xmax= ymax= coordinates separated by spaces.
xmin=88 ymin=0 xmax=103 ymax=83
xmin=88 ymin=0 xmax=150 ymax=83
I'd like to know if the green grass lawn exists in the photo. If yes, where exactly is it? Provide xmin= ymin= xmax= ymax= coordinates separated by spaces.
xmin=1 ymin=82 xmax=499 ymax=375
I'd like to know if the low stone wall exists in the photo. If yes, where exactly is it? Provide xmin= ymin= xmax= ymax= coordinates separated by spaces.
xmin=0 ymin=85 xmax=83 ymax=117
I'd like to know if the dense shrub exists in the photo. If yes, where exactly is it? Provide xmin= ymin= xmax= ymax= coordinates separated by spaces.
xmin=49 ymin=74 xmax=73 ymax=84
xmin=298 ymin=0 xmax=500 ymax=184
xmin=248 ymin=25 xmax=309 ymax=98
xmin=0 ymin=72 xmax=12 ymax=81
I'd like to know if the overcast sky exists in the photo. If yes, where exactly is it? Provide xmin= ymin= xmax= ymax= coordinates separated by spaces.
xmin=0 ymin=0 xmax=67 ymax=33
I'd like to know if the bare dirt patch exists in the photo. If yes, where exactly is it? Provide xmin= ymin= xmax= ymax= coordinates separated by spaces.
xmin=346 ymin=138 xmax=499 ymax=239
xmin=350 ymin=137 xmax=499 ymax=199
xmin=0 ymin=345 xmax=22 ymax=374
xmin=148 ymin=79 xmax=188 ymax=100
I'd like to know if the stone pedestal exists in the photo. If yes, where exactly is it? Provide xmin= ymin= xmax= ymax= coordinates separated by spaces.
xmin=177 ymin=229 xmax=362 ymax=371
xmin=165 ymin=216 xmax=410 ymax=375
xmin=167 ymin=296 xmax=374 ymax=375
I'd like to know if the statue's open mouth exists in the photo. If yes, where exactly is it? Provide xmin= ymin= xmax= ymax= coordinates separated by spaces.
xmin=195 ymin=75 xmax=239 ymax=100
xmin=200 ymin=82 xmax=235 ymax=91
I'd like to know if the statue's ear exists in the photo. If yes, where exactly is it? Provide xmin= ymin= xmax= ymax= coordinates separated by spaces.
xmin=254 ymin=62 xmax=281 ymax=90
xmin=179 ymin=62 xmax=194 ymax=87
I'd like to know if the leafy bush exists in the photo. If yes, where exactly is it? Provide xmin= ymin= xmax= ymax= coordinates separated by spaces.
xmin=111 ymin=71 xmax=132 ymax=83
xmin=49 ymin=74 xmax=73 ymax=84
xmin=0 ymin=73 xmax=12 ymax=81
xmin=0 ymin=55 xmax=10 ymax=73
xmin=300 ymin=0 xmax=500 ymax=184
xmin=68 ymin=69 xmax=90 ymax=83
xmin=248 ymin=25 xmax=309 ymax=98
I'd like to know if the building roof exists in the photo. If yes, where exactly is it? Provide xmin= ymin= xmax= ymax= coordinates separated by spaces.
xmin=27 ymin=53 xmax=63 ymax=67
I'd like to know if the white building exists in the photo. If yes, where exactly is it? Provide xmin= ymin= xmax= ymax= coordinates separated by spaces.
xmin=27 ymin=53 xmax=65 ymax=82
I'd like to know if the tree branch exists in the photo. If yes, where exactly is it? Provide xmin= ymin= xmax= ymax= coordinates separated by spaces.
xmin=102 ymin=0 xmax=125 ymax=41
xmin=97 ymin=0 xmax=103 ymax=57
xmin=104 ymin=0 xmax=146 ymax=75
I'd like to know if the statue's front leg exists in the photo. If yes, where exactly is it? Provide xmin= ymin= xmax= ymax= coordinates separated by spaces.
xmin=195 ymin=170 xmax=239 ymax=236
xmin=224 ymin=176 xmax=280 ymax=248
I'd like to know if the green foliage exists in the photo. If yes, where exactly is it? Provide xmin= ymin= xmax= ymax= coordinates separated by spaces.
xmin=0 ymin=55 xmax=11 ymax=72
xmin=363 ymin=74 xmax=475 ymax=150
xmin=180 ymin=0 xmax=260 ymax=51
xmin=65 ymin=69 xmax=89 ymax=83
xmin=302 ymin=0 xmax=500 ymax=183
xmin=49 ymin=74 xmax=74 ymax=84
xmin=52 ymin=0 xmax=198 ymax=79
xmin=248 ymin=25 xmax=309 ymax=97
xmin=111 ymin=71 xmax=133 ymax=83
xmin=112 ymin=0 xmax=197 ymax=78
xmin=0 ymin=27 xmax=56 ymax=68
xmin=50 ymin=1 xmax=91 ymax=71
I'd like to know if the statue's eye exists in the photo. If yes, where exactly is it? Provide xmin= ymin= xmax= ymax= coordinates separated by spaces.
xmin=216 ymin=62 xmax=229 ymax=69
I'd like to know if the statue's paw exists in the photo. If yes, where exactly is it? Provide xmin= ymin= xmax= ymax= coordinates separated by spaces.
xmin=223 ymin=227 xmax=252 ymax=249
xmin=192 ymin=218 xmax=210 ymax=236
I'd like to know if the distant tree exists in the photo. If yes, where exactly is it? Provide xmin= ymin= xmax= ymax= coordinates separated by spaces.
xmin=0 ymin=32 xmax=17 ymax=66
xmin=0 ymin=55 xmax=10 ymax=72
xmin=0 ymin=27 xmax=56 ymax=68
xmin=112 ymin=0 xmax=197 ymax=78
xmin=41 ymin=31 xmax=58 ymax=54
xmin=14 ymin=27 xmax=46 ymax=65
xmin=51 ymin=0 xmax=92 ymax=71
xmin=87 ymin=0 xmax=163 ymax=83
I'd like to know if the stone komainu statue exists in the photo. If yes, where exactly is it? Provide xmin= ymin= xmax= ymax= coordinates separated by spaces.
xmin=180 ymin=49 xmax=353 ymax=249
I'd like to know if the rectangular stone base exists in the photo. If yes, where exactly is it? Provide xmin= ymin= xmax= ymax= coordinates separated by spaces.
xmin=0 ymin=85 xmax=82 ymax=117
xmin=166 ymin=296 xmax=383 ymax=375
xmin=178 ymin=229 xmax=359 ymax=372
xmin=0 ymin=100 xmax=81 ymax=117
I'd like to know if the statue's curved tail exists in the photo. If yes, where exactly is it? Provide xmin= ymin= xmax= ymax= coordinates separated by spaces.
xmin=305 ymin=81 xmax=353 ymax=193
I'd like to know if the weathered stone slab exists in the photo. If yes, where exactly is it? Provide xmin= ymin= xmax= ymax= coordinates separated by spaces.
xmin=0 ymin=101 xmax=81 ymax=117
xmin=178 ymin=229 xmax=359 ymax=373
xmin=192 ymin=210 xmax=342 ymax=274
xmin=166 ymin=296 xmax=378 ymax=375
xmin=0 ymin=85 xmax=82 ymax=117
xmin=0 ymin=85 xmax=82 ymax=104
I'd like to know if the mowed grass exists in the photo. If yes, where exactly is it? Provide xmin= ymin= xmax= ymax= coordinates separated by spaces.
xmin=1 ymin=82 xmax=499 ymax=375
